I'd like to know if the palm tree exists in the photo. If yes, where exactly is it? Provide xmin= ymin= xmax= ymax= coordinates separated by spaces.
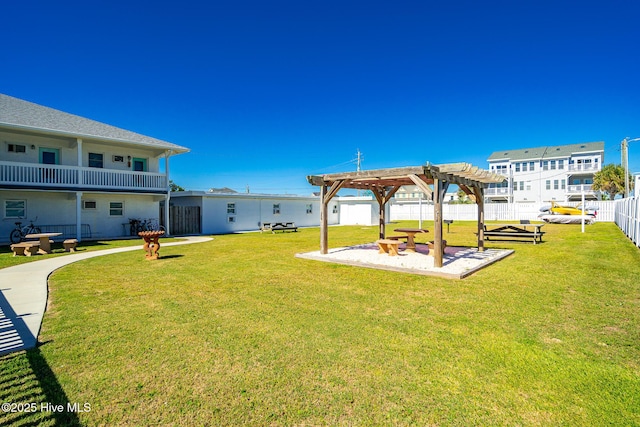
xmin=592 ymin=164 xmax=633 ymax=199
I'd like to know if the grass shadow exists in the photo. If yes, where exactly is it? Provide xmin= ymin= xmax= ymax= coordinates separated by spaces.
xmin=0 ymin=347 xmax=83 ymax=426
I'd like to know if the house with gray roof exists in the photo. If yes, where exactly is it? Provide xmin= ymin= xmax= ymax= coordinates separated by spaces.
xmin=0 ymin=93 xmax=189 ymax=243
xmin=486 ymin=142 xmax=605 ymax=203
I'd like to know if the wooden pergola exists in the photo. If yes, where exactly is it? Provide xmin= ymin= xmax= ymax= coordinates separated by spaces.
xmin=307 ymin=162 xmax=506 ymax=267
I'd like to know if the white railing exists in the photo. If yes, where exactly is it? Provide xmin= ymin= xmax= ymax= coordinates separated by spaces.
xmin=567 ymin=184 xmax=595 ymax=194
xmin=615 ymin=197 xmax=640 ymax=248
xmin=485 ymin=187 xmax=510 ymax=196
xmin=0 ymin=161 xmax=167 ymax=192
xmin=568 ymin=163 xmax=600 ymax=172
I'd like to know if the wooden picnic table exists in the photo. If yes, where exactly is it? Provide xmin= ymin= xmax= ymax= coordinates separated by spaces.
xmin=483 ymin=223 xmax=545 ymax=244
xmin=25 ymin=232 xmax=62 ymax=254
xmin=393 ymin=228 xmax=429 ymax=252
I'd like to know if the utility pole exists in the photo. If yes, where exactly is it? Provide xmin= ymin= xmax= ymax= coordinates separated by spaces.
xmin=356 ymin=149 xmax=362 ymax=196
xmin=622 ymin=138 xmax=629 ymax=198
xmin=622 ymin=137 xmax=640 ymax=198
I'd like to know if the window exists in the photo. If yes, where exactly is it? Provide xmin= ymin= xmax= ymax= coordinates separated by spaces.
xmin=332 ymin=205 xmax=338 ymax=214
xmin=546 ymin=180 xmax=551 ymax=190
xmin=306 ymin=204 xmax=313 ymax=214
xmin=83 ymin=201 xmax=97 ymax=210
xmin=561 ymin=179 xmax=566 ymax=190
xmin=7 ymin=143 xmax=26 ymax=153
xmin=550 ymin=160 xmax=556 ymax=170
xmin=521 ymin=162 xmax=527 ymax=172
xmin=515 ymin=163 xmax=520 ymax=172
xmin=558 ymin=159 xmax=564 ymax=170
xmin=227 ymin=203 xmax=236 ymax=214
xmin=543 ymin=161 xmax=549 ymax=171
xmin=4 ymin=200 xmax=26 ymax=218
xmin=554 ymin=180 xmax=559 ymax=190
xmin=519 ymin=181 xmax=524 ymax=191
xmin=89 ymin=153 xmax=104 ymax=168
xmin=228 ymin=216 xmax=236 ymax=223
xmin=529 ymin=161 xmax=535 ymax=171
xmin=273 ymin=204 xmax=280 ymax=215
xmin=109 ymin=202 xmax=123 ymax=216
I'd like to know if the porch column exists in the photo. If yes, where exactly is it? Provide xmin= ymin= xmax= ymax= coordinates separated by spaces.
xmin=77 ymin=138 xmax=83 ymax=186
xmin=164 ymin=150 xmax=172 ymax=236
xmin=76 ymin=191 xmax=83 ymax=242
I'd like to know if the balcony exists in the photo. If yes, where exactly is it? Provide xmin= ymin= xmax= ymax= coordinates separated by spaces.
xmin=567 ymin=184 xmax=596 ymax=194
xmin=485 ymin=187 xmax=511 ymax=196
xmin=568 ymin=163 xmax=600 ymax=172
xmin=0 ymin=161 xmax=167 ymax=193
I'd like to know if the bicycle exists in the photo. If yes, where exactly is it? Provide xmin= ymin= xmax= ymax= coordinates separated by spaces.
xmin=9 ymin=217 xmax=41 ymax=244
xmin=142 ymin=218 xmax=166 ymax=232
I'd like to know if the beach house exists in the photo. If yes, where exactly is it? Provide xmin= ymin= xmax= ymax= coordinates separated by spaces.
xmin=485 ymin=142 xmax=605 ymax=203
xmin=0 ymin=94 xmax=189 ymax=243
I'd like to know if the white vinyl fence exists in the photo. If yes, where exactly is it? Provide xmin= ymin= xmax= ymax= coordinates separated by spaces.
xmin=390 ymin=201 xmax=616 ymax=223
xmin=615 ymin=197 xmax=640 ymax=248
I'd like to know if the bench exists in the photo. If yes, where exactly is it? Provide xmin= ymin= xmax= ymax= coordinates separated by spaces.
xmin=387 ymin=234 xmax=409 ymax=242
xmin=10 ymin=241 xmax=41 ymax=257
xmin=483 ymin=231 xmax=545 ymax=244
xmin=63 ymin=239 xmax=78 ymax=252
xmin=426 ymin=240 xmax=447 ymax=256
xmin=270 ymin=222 xmax=298 ymax=233
xmin=376 ymin=239 xmax=401 ymax=256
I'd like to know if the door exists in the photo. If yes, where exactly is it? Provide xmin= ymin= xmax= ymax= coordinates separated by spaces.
xmin=39 ymin=148 xmax=59 ymax=183
xmin=39 ymin=148 xmax=59 ymax=164
xmin=132 ymin=158 xmax=147 ymax=172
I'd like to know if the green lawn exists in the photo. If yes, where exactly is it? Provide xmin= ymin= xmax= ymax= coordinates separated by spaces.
xmin=1 ymin=221 xmax=639 ymax=426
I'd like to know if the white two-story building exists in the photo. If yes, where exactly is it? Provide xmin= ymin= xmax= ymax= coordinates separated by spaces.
xmin=485 ymin=142 xmax=605 ymax=203
xmin=0 ymin=94 xmax=189 ymax=243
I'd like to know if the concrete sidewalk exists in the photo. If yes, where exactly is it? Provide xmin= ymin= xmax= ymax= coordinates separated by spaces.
xmin=0 ymin=236 xmax=212 ymax=356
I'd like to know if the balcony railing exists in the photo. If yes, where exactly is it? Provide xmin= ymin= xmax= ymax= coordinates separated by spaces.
xmin=568 ymin=163 xmax=600 ymax=172
xmin=485 ymin=187 xmax=511 ymax=196
xmin=0 ymin=161 xmax=167 ymax=192
xmin=567 ymin=184 xmax=596 ymax=194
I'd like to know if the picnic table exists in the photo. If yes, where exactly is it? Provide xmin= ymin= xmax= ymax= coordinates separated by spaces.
xmin=482 ymin=223 xmax=545 ymax=244
xmin=25 ymin=232 xmax=62 ymax=254
xmin=392 ymin=228 xmax=429 ymax=252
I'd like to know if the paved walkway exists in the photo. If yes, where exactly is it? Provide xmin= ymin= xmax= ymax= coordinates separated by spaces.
xmin=0 ymin=236 xmax=212 ymax=356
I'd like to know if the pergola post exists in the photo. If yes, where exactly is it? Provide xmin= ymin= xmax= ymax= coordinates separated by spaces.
xmin=320 ymin=184 xmax=328 ymax=254
xmin=475 ymin=187 xmax=485 ymax=252
xmin=433 ymin=178 xmax=444 ymax=267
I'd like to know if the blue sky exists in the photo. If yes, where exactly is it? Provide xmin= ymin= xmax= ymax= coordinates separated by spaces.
xmin=3 ymin=0 xmax=639 ymax=194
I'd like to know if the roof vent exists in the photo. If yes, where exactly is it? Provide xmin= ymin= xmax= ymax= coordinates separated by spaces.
xmin=524 ymin=150 xmax=529 ymax=153
xmin=580 ymin=145 xmax=586 ymax=148
xmin=556 ymin=148 xmax=560 ymax=150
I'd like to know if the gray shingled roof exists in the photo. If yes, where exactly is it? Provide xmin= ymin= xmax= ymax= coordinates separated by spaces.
xmin=487 ymin=141 xmax=604 ymax=162
xmin=0 ymin=93 xmax=189 ymax=153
